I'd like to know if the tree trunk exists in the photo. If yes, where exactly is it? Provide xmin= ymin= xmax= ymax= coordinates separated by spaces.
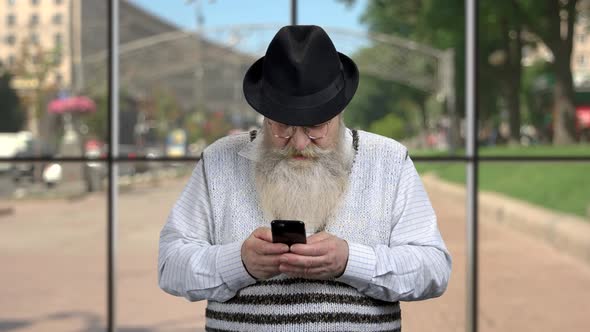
xmin=509 ymin=28 xmax=523 ymax=144
xmin=506 ymin=83 xmax=521 ymax=144
xmin=419 ymin=97 xmax=429 ymax=147
xmin=499 ymin=18 xmax=523 ymax=145
xmin=551 ymin=80 xmax=577 ymax=144
xmin=549 ymin=0 xmax=577 ymax=145
xmin=552 ymin=58 xmax=577 ymax=145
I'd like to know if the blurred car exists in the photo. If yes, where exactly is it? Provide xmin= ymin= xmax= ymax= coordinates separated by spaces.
xmin=11 ymin=138 xmax=56 ymax=184
xmin=0 ymin=131 xmax=32 ymax=173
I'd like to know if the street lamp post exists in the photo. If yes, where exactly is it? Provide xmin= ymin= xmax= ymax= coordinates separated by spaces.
xmin=291 ymin=0 xmax=297 ymax=25
xmin=186 ymin=0 xmax=206 ymax=119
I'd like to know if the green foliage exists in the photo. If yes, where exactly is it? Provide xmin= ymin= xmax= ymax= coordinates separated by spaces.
xmin=0 ymin=67 xmax=25 ymax=132
xmin=368 ymin=112 xmax=405 ymax=139
xmin=360 ymin=0 xmax=466 ymax=113
xmin=343 ymin=74 xmax=394 ymax=128
xmin=338 ymin=0 xmax=465 ymax=149
xmin=521 ymin=61 xmax=553 ymax=129
xmin=344 ymin=73 xmax=423 ymax=138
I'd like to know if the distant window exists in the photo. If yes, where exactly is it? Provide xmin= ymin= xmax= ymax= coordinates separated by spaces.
xmin=54 ymin=51 xmax=62 ymax=65
xmin=8 ymin=0 xmax=16 ymax=5
xmin=7 ymin=14 xmax=16 ymax=26
xmin=8 ymin=54 xmax=15 ymax=66
xmin=30 ymin=33 xmax=39 ymax=45
xmin=52 ymin=13 xmax=62 ymax=24
xmin=578 ymin=34 xmax=587 ymax=44
xmin=578 ymin=54 xmax=586 ymax=66
xmin=30 ymin=14 xmax=39 ymax=26
xmin=5 ymin=34 xmax=16 ymax=45
xmin=55 ymin=73 xmax=63 ymax=84
xmin=54 ymin=0 xmax=62 ymax=4
xmin=54 ymin=33 xmax=62 ymax=46
xmin=31 ymin=0 xmax=39 ymax=5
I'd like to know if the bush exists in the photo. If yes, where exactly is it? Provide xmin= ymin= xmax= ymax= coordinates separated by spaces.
xmin=368 ymin=112 xmax=405 ymax=140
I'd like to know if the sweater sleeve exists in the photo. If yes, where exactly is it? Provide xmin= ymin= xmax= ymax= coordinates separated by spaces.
xmin=337 ymin=156 xmax=452 ymax=302
xmin=158 ymin=160 xmax=256 ymax=302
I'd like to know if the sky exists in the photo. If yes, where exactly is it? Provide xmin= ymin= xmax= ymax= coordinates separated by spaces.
xmin=128 ymin=0 xmax=370 ymax=55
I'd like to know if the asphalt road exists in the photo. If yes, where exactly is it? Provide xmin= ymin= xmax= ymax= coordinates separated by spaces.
xmin=0 ymin=175 xmax=589 ymax=331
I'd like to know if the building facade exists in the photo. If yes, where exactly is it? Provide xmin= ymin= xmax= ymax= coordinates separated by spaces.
xmin=0 ymin=0 xmax=75 ymax=89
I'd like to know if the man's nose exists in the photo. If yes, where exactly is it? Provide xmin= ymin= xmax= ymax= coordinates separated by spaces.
xmin=290 ymin=127 xmax=311 ymax=151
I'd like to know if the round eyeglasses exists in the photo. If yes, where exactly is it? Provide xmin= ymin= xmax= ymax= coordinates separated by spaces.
xmin=267 ymin=119 xmax=331 ymax=140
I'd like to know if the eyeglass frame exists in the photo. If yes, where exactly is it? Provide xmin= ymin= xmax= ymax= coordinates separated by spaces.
xmin=266 ymin=118 xmax=333 ymax=140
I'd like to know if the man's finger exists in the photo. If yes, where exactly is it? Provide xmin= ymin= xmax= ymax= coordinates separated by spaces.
xmin=255 ymin=254 xmax=283 ymax=267
xmin=289 ymin=242 xmax=328 ymax=256
xmin=280 ymin=253 xmax=326 ymax=268
xmin=259 ymin=242 xmax=290 ymax=255
xmin=253 ymin=227 xmax=273 ymax=242
xmin=306 ymin=232 xmax=331 ymax=244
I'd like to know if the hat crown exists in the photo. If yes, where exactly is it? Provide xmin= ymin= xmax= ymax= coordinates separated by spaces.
xmin=263 ymin=25 xmax=341 ymax=96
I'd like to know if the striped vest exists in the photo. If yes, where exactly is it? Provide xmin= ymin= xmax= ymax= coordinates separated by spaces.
xmin=201 ymin=130 xmax=407 ymax=331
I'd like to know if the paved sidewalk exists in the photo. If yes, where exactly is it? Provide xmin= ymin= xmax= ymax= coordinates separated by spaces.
xmin=403 ymin=178 xmax=590 ymax=332
xmin=0 ymin=175 xmax=589 ymax=331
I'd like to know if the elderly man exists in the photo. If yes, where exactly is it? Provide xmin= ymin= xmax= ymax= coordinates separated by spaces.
xmin=158 ymin=25 xmax=451 ymax=332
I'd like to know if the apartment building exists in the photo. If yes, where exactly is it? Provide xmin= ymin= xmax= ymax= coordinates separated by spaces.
xmin=0 ymin=0 xmax=78 ymax=90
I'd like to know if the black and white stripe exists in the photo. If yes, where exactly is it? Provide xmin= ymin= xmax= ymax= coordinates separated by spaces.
xmin=205 ymin=279 xmax=401 ymax=331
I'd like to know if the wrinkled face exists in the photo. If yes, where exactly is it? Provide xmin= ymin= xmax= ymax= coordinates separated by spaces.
xmin=265 ymin=115 xmax=342 ymax=156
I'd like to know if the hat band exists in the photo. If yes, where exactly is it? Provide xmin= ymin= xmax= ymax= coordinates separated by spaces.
xmin=261 ymin=70 xmax=345 ymax=109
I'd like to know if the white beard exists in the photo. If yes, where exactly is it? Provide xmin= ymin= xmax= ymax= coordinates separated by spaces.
xmin=254 ymin=125 xmax=353 ymax=233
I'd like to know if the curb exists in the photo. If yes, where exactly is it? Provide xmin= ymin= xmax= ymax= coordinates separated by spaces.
xmin=422 ymin=174 xmax=590 ymax=265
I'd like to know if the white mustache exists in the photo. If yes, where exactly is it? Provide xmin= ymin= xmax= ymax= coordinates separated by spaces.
xmin=275 ymin=144 xmax=332 ymax=160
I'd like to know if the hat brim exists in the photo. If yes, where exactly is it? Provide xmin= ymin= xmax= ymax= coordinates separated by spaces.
xmin=243 ymin=53 xmax=359 ymax=126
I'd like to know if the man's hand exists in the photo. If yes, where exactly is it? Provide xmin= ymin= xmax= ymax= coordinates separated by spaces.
xmin=241 ymin=227 xmax=290 ymax=280
xmin=278 ymin=231 xmax=349 ymax=280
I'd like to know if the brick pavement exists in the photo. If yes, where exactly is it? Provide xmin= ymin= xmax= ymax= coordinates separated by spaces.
xmin=0 ymin=175 xmax=589 ymax=331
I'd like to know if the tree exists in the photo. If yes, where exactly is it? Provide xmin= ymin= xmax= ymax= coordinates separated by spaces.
xmin=513 ymin=0 xmax=579 ymax=144
xmin=478 ymin=0 xmax=527 ymax=144
xmin=0 ymin=64 xmax=25 ymax=132
xmin=368 ymin=112 xmax=406 ymax=139
xmin=344 ymin=0 xmax=582 ymax=146
xmin=341 ymin=0 xmax=466 ymax=148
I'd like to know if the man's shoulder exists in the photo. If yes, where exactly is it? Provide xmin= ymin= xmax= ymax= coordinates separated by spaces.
xmin=357 ymin=130 xmax=408 ymax=157
xmin=202 ymin=132 xmax=251 ymax=159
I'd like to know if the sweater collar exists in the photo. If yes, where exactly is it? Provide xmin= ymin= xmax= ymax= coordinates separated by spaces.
xmin=238 ymin=127 xmax=355 ymax=163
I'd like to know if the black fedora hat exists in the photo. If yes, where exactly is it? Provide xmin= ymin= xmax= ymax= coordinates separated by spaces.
xmin=243 ymin=25 xmax=359 ymax=126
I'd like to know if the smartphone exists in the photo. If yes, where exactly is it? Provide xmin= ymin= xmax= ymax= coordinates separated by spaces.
xmin=271 ymin=220 xmax=307 ymax=246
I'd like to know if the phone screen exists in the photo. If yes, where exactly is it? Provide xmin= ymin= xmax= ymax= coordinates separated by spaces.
xmin=271 ymin=220 xmax=307 ymax=246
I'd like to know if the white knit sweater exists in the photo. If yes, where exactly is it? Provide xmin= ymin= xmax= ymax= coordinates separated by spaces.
xmin=158 ymin=129 xmax=452 ymax=332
